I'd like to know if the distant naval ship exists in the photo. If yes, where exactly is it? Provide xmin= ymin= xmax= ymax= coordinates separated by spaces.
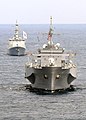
xmin=25 ymin=17 xmax=77 ymax=93
xmin=8 ymin=21 xmax=27 ymax=56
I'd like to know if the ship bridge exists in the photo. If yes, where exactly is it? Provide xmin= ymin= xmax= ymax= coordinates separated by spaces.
xmin=27 ymin=52 xmax=72 ymax=69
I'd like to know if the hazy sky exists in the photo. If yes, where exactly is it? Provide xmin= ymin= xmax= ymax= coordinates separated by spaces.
xmin=0 ymin=0 xmax=86 ymax=24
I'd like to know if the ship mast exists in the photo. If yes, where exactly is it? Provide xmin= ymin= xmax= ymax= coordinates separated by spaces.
xmin=48 ymin=16 xmax=53 ymax=45
xmin=14 ymin=20 xmax=19 ymax=40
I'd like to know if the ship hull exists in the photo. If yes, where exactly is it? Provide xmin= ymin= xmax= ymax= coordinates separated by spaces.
xmin=8 ymin=47 xmax=26 ymax=56
xmin=25 ymin=67 xmax=76 ymax=92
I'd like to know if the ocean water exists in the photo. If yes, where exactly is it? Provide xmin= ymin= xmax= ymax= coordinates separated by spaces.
xmin=0 ymin=24 xmax=86 ymax=120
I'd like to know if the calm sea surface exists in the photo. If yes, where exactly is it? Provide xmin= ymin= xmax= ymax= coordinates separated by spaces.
xmin=0 ymin=24 xmax=86 ymax=120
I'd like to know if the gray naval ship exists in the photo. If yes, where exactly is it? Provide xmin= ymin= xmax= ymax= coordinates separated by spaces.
xmin=8 ymin=21 xmax=27 ymax=56
xmin=25 ymin=17 xmax=77 ymax=93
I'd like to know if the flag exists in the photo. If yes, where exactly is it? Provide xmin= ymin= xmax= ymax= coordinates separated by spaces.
xmin=48 ymin=28 xmax=53 ymax=40
xmin=23 ymin=31 xmax=27 ymax=39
